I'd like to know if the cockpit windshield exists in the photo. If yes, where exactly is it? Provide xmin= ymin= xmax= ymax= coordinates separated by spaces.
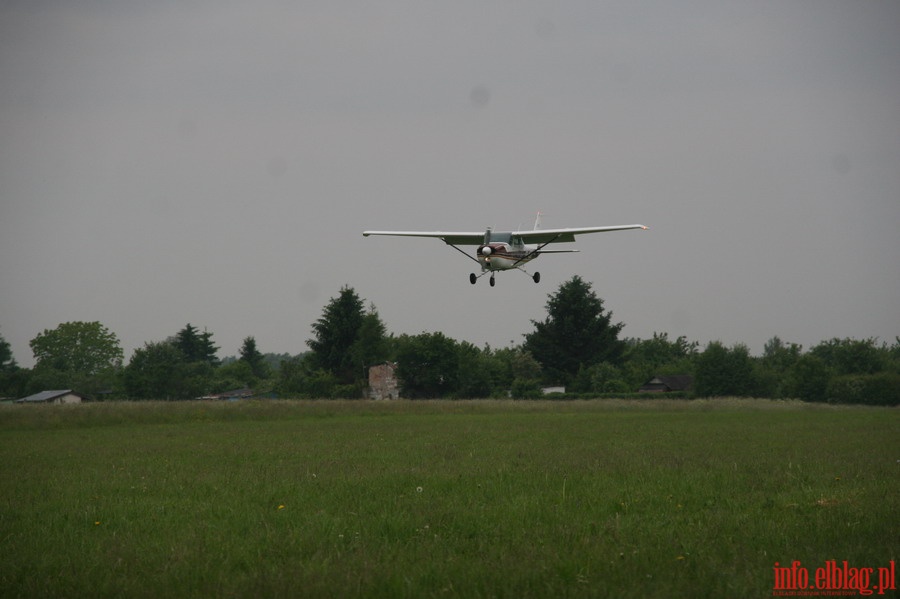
xmin=489 ymin=231 xmax=513 ymax=244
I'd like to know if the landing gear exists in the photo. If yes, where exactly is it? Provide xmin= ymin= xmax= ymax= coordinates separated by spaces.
xmin=469 ymin=271 xmax=494 ymax=285
xmin=469 ymin=270 xmax=540 ymax=286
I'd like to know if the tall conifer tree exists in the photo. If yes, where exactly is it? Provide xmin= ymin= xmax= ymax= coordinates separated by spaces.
xmin=523 ymin=276 xmax=625 ymax=385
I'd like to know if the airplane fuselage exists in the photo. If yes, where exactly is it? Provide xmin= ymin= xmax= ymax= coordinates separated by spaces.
xmin=476 ymin=241 xmax=539 ymax=272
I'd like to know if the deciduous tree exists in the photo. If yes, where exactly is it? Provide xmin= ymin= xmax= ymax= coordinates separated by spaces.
xmin=786 ymin=354 xmax=832 ymax=402
xmin=694 ymin=341 xmax=756 ymax=397
xmin=809 ymin=338 xmax=887 ymax=376
xmin=0 ymin=331 xmax=26 ymax=398
xmin=30 ymin=321 xmax=123 ymax=375
xmin=621 ymin=332 xmax=699 ymax=390
xmin=394 ymin=332 xmax=459 ymax=398
xmin=124 ymin=340 xmax=213 ymax=399
xmin=124 ymin=341 xmax=183 ymax=399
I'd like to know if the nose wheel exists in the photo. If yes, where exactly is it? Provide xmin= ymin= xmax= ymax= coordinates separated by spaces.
xmin=490 ymin=275 xmax=496 ymax=287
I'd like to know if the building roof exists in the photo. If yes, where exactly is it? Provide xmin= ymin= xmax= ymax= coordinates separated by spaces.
xmin=17 ymin=390 xmax=82 ymax=403
xmin=639 ymin=375 xmax=694 ymax=392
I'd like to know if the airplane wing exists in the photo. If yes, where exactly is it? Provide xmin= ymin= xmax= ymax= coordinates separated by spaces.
xmin=363 ymin=224 xmax=648 ymax=246
xmin=514 ymin=224 xmax=648 ymax=244
xmin=362 ymin=231 xmax=485 ymax=245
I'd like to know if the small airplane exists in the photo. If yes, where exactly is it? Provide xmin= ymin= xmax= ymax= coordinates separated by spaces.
xmin=363 ymin=214 xmax=648 ymax=286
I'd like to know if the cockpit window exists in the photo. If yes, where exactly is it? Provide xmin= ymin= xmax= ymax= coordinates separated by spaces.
xmin=490 ymin=231 xmax=513 ymax=244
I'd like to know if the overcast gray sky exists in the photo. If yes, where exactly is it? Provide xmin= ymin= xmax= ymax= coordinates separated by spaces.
xmin=2 ymin=1 xmax=898 ymax=368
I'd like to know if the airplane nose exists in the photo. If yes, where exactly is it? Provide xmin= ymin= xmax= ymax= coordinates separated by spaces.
xmin=480 ymin=246 xmax=492 ymax=256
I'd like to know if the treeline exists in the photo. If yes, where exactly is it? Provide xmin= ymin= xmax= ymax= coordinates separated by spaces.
xmin=1 ymin=278 xmax=898 ymax=405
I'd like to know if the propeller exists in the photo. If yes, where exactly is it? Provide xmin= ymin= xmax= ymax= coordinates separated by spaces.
xmin=479 ymin=227 xmax=493 ymax=258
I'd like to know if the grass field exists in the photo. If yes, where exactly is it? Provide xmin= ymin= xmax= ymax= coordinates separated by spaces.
xmin=1 ymin=399 xmax=897 ymax=598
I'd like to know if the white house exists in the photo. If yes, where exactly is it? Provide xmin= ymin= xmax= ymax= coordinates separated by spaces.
xmin=17 ymin=390 xmax=86 ymax=404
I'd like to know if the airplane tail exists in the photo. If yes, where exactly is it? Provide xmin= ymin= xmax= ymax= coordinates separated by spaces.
xmin=533 ymin=211 xmax=543 ymax=230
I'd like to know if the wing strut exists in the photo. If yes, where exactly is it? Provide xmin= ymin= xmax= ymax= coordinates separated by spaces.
xmin=447 ymin=242 xmax=482 ymax=265
xmin=512 ymin=233 xmax=563 ymax=267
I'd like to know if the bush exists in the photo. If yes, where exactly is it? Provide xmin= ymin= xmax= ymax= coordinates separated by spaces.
xmin=786 ymin=355 xmax=832 ymax=402
xmin=510 ymin=378 xmax=542 ymax=399
xmin=826 ymin=373 xmax=900 ymax=406
xmin=331 ymin=384 xmax=363 ymax=399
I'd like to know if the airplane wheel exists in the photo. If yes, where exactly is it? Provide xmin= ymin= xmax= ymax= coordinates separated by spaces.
xmin=490 ymin=275 xmax=496 ymax=287
xmin=533 ymin=272 xmax=541 ymax=284
xmin=469 ymin=273 xmax=477 ymax=285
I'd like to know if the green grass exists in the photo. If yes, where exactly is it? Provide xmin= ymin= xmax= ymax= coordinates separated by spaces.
xmin=1 ymin=399 xmax=897 ymax=598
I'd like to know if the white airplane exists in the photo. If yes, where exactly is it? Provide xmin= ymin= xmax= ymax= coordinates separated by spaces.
xmin=363 ymin=214 xmax=648 ymax=286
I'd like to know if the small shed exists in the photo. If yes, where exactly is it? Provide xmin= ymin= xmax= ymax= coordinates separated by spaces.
xmin=369 ymin=362 xmax=400 ymax=400
xmin=639 ymin=375 xmax=694 ymax=393
xmin=17 ymin=390 xmax=86 ymax=404
xmin=541 ymin=386 xmax=566 ymax=395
